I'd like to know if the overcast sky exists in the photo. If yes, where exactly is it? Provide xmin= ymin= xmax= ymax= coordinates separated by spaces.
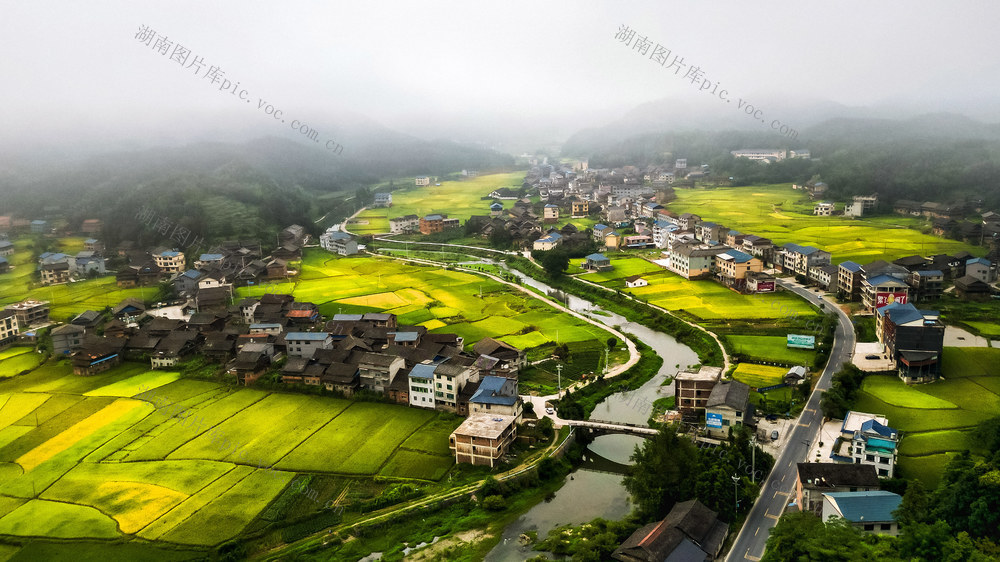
xmin=2 ymin=0 xmax=999 ymax=154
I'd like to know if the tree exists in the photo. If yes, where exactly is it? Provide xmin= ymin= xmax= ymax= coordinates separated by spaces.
xmin=482 ymin=495 xmax=506 ymax=511
xmin=895 ymin=479 xmax=930 ymax=526
xmin=623 ymin=425 xmax=701 ymax=519
xmin=538 ymin=250 xmax=570 ymax=278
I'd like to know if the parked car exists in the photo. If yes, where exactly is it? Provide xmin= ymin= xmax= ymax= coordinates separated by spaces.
xmin=765 ymin=414 xmax=779 ymax=422
xmin=545 ymin=407 xmax=554 ymax=415
xmin=771 ymin=430 xmax=779 ymax=441
xmin=865 ymin=354 xmax=881 ymax=360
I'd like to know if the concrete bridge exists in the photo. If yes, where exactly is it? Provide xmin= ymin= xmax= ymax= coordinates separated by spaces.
xmin=566 ymin=419 xmax=660 ymax=438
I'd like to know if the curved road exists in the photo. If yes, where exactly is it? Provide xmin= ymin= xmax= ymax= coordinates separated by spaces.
xmin=726 ymin=280 xmax=856 ymax=561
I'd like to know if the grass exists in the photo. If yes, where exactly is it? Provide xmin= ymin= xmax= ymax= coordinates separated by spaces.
xmin=962 ymin=321 xmax=1000 ymax=337
xmin=727 ymin=335 xmax=816 ymax=364
xmin=667 ymin=184 xmax=981 ymax=264
xmin=349 ymin=172 xmax=526 ymax=235
xmin=732 ymin=363 xmax=788 ymax=388
xmin=851 ymin=352 xmax=1000 ymax=485
xmin=0 ymin=350 xmax=45 ymax=378
xmin=0 ymin=499 xmax=119 ymax=538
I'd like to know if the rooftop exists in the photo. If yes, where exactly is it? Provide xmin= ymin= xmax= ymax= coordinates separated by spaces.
xmin=451 ymin=413 xmax=516 ymax=440
xmin=824 ymin=491 xmax=902 ymax=523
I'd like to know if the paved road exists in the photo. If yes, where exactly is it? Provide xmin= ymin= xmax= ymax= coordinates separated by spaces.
xmin=726 ymin=282 xmax=856 ymax=561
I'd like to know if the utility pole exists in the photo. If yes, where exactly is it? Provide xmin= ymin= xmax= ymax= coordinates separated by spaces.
xmin=751 ymin=435 xmax=757 ymax=483
xmin=556 ymin=363 xmax=563 ymax=398
xmin=732 ymin=474 xmax=740 ymax=513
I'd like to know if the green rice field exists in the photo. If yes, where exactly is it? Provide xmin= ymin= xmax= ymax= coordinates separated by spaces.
xmin=726 ymin=335 xmax=817 ymax=365
xmin=238 ymin=251 xmax=616 ymax=354
xmin=576 ymin=257 xmax=817 ymax=321
xmin=851 ymin=347 xmax=1000 ymax=487
xmin=667 ymin=184 xmax=980 ymax=264
xmin=348 ymin=172 xmax=526 ymax=235
xmin=732 ymin=363 xmax=788 ymax=388
xmin=0 ymin=358 xmax=462 ymax=551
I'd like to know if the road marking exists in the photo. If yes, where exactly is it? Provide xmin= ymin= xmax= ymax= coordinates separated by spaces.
xmin=765 ymin=512 xmax=780 ymax=520
xmin=805 ymin=408 xmax=816 ymax=413
xmin=754 ymin=526 xmax=760 ymax=536
xmin=798 ymin=423 xmax=809 ymax=427
xmin=781 ymin=473 xmax=786 ymax=482
xmin=775 ymin=491 xmax=790 ymax=497
xmin=745 ymin=554 xmax=761 ymax=561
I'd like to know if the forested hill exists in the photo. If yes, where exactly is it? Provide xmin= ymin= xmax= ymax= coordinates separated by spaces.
xmin=0 ymin=133 xmax=514 ymax=248
xmin=562 ymin=113 xmax=1000 ymax=210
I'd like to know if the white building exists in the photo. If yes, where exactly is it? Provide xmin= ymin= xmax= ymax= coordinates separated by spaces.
xmin=813 ymin=202 xmax=835 ymax=216
xmin=320 ymin=229 xmax=358 ymax=256
xmin=284 ymin=332 xmax=333 ymax=359
xmin=408 ymin=362 xmax=437 ymax=409
xmin=730 ymin=149 xmax=787 ymax=163
xmin=415 ymin=176 xmax=431 ymax=186
xmin=153 ymin=249 xmax=186 ymax=274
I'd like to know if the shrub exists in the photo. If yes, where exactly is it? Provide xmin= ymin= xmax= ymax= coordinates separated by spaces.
xmin=482 ymin=495 xmax=506 ymax=511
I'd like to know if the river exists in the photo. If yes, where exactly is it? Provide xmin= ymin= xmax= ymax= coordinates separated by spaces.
xmin=483 ymin=269 xmax=699 ymax=561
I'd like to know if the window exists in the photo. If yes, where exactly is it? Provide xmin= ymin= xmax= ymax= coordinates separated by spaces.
xmin=866 ymin=454 xmax=875 ymax=462
xmin=880 ymin=524 xmax=891 ymax=531
xmin=447 ymin=384 xmax=453 ymax=390
xmin=436 ymin=383 xmax=442 ymax=389
xmin=863 ymin=524 xmax=874 ymax=531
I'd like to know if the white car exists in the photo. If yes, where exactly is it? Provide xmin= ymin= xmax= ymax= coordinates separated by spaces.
xmin=545 ymin=407 xmax=555 ymax=415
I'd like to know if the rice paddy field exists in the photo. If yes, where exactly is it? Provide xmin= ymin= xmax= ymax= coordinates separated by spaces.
xmin=726 ymin=335 xmax=817 ymax=365
xmin=667 ymin=184 xmax=980 ymax=264
xmin=731 ymin=363 xmax=789 ymax=388
xmin=0 ymin=236 xmax=152 ymax=320
xmin=348 ymin=172 xmax=526 ymax=235
xmin=574 ymin=257 xmax=817 ymax=321
xmin=0 ymin=356 xmax=463 ymax=553
xmin=239 ymin=251 xmax=616 ymax=354
xmin=851 ymin=347 xmax=1000 ymax=488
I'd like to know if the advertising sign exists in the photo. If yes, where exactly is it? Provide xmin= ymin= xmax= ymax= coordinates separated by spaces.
xmin=707 ymin=412 xmax=723 ymax=429
xmin=876 ymin=292 xmax=908 ymax=308
xmin=755 ymin=281 xmax=775 ymax=292
xmin=787 ymin=334 xmax=816 ymax=349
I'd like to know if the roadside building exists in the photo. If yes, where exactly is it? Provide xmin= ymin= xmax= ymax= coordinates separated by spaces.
xmin=808 ymin=264 xmax=840 ymax=292
xmin=862 ymin=274 xmax=910 ymax=311
xmin=876 ymin=302 xmax=944 ymax=383
xmin=779 ymin=243 xmax=831 ymax=277
xmin=746 ymin=271 xmax=776 ymax=293
xmin=795 ymin=463 xmax=880 ymax=515
xmin=389 ymin=214 xmax=420 ymax=234
xmin=674 ymin=366 xmax=723 ymax=422
xmin=850 ymin=419 xmax=899 ymax=477
xmin=449 ymin=413 xmax=517 ymax=467
xmin=468 ymin=375 xmax=520 ymax=420
xmin=373 ymin=192 xmax=392 ymax=208
xmin=715 ymin=249 xmax=762 ymax=290
xmin=822 ymin=491 xmax=901 ymax=535
xmin=704 ymin=380 xmax=752 ymax=438
xmin=837 ymin=261 xmax=863 ymax=300
xmin=669 ymin=243 xmax=729 ymax=280
xmin=611 ymin=499 xmax=728 ymax=562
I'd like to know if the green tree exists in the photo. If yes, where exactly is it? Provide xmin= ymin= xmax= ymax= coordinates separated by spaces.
xmin=623 ymin=425 xmax=701 ymax=520
xmin=895 ymin=479 xmax=930 ymax=526
xmin=538 ymin=250 xmax=570 ymax=278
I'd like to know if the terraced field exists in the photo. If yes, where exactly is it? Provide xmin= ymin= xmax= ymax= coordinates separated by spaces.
xmin=239 ymin=251 xmax=616 ymax=355
xmin=667 ymin=184 xmax=980 ymax=264
xmin=0 ymin=357 xmax=462 ymax=552
xmin=852 ymin=347 xmax=1000 ymax=487
xmin=348 ymin=172 xmax=526 ymax=235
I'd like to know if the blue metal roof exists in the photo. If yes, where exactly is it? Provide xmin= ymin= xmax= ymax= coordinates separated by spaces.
xmin=470 ymin=376 xmax=517 ymax=405
xmin=286 ymin=332 xmax=330 ymax=341
xmin=84 ymin=238 xmax=98 ymax=244
xmin=250 ymin=323 xmax=282 ymax=330
xmin=860 ymin=419 xmax=896 ymax=438
xmin=915 ymin=270 xmax=943 ymax=276
xmin=867 ymin=274 xmax=908 ymax=287
xmin=720 ymin=249 xmax=754 ymax=263
xmin=332 ymin=314 xmax=363 ymax=321
xmin=824 ymin=491 xmax=901 ymax=523
xmin=876 ymin=302 xmax=922 ymax=325
xmin=490 ymin=202 xmax=503 ymax=209
xmin=393 ymin=332 xmax=419 ymax=342
xmin=199 ymin=253 xmax=224 ymax=261
xmin=585 ymin=253 xmax=608 ymax=261
xmin=967 ymin=257 xmax=991 ymax=266
xmin=593 ymin=224 xmax=608 ymax=231
xmin=544 ymin=204 xmax=559 ymax=208
xmin=424 ymin=214 xmax=443 ymax=221
xmin=160 ymin=251 xmax=180 ymax=257
xmin=839 ymin=261 xmax=862 ymax=272
xmin=181 ymin=270 xmax=203 ymax=279
xmin=409 ymin=363 xmax=437 ymax=379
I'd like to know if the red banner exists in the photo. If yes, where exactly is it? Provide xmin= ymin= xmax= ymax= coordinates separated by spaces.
xmin=876 ymin=292 xmax=908 ymax=308
xmin=755 ymin=281 xmax=775 ymax=292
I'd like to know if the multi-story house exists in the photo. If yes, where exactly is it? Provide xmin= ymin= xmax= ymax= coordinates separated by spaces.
xmin=877 ymin=302 xmax=944 ymax=383
xmin=0 ymin=310 xmax=19 ymax=347
xmin=907 ymin=270 xmax=944 ymax=302
xmin=153 ymin=249 xmax=186 ymax=274
xmin=420 ymin=214 xmax=446 ymax=235
xmin=966 ymin=257 xmax=997 ymax=283
xmin=51 ymin=324 xmax=85 ymax=355
xmin=389 ymin=214 xmax=420 ymax=234
xmin=741 ymin=235 xmax=775 ymax=265
xmin=373 ymin=192 xmax=392 ymax=207
xmin=849 ymin=419 xmax=900 ymax=477
xmin=358 ymin=352 xmax=406 ymax=392
xmin=571 ymin=199 xmax=589 ymax=217
xmin=415 ymin=176 xmax=430 ymax=186
xmin=862 ymin=274 xmax=910 ymax=311
xmin=813 ymin=202 xmax=835 ymax=216
xmin=449 ymin=413 xmax=517 ymax=467
xmin=674 ymin=366 xmax=723 ymax=422
xmin=5 ymin=300 xmax=50 ymax=327
xmin=822 ymin=491 xmax=901 ymax=535
xmin=779 ymin=243 xmax=831 ymax=277
xmin=730 ymin=149 xmax=786 ymax=162
xmin=795 ymin=463 xmax=880 ymax=516
xmin=703 ymin=380 xmax=752 ymax=438
xmin=838 ymin=261 xmax=863 ymax=300
xmin=532 ymin=231 xmax=563 ymax=251
xmin=433 ymin=362 xmax=477 ymax=413
xmin=694 ymin=221 xmax=727 ymax=244
xmin=652 ymin=220 xmax=677 ymax=249
xmin=669 ymin=243 xmax=729 ymax=279
xmin=320 ymin=230 xmax=358 ymax=256
xmin=715 ymin=250 xmax=763 ymax=290
xmin=284 ymin=332 xmax=333 ymax=359
xmin=543 ymin=204 xmax=559 ymax=223
xmin=408 ymin=362 xmax=437 ymax=409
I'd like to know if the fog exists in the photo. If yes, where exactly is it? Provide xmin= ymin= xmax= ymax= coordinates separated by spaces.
xmin=2 ymin=0 xmax=998 ymax=156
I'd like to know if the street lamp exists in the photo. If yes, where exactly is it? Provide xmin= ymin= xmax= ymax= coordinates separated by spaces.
xmin=732 ymin=474 xmax=740 ymax=513
xmin=751 ymin=435 xmax=757 ymax=483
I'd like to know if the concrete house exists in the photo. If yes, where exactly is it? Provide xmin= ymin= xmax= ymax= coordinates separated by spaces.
xmin=468 ymin=375 xmax=521 ymax=420
xmin=876 ymin=302 xmax=944 ymax=383
xmin=704 ymin=380 xmax=752 ymax=439
xmin=449 ymin=414 xmax=517 ymax=467
xmin=408 ymin=362 xmax=437 ymax=409
xmin=822 ymin=491 xmax=902 ymax=536
xmin=674 ymin=366 xmax=723 ymax=422
xmin=795 ymin=463 xmax=880 ymax=515
xmin=284 ymin=332 xmax=333 ymax=359
xmin=583 ymin=253 xmax=612 ymax=272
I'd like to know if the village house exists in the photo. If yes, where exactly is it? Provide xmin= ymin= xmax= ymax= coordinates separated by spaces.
xmin=623 ymin=234 xmax=652 ymax=249
xmin=695 ymin=221 xmax=727 ymax=244
xmin=674 ymin=365 xmax=723 ymax=422
xmin=51 ymin=324 xmax=85 ymax=355
xmin=0 ymin=310 xmax=18 ymax=348
xmin=408 ymin=362 xmax=437 ymax=409
xmin=741 ymin=235 xmax=775 ymax=264
xmin=779 ymin=243 xmax=831 ymax=277
xmin=71 ymin=338 xmax=125 ymax=376
xmin=373 ymin=192 xmax=392 ymax=208
xmin=532 ymin=231 xmax=563 ymax=251
xmin=731 ymin=148 xmax=786 ymax=162
xmin=965 ymin=257 xmax=996 ymax=283
xmin=862 ymin=274 xmax=910 ymax=311
xmin=571 ymin=199 xmax=589 ymax=217
xmin=703 ymin=380 xmax=752 ymax=439
xmin=40 ymin=261 xmax=71 ymax=285
xmin=583 ymin=253 xmax=612 ymax=272
xmin=745 ymin=271 xmax=776 ymax=293
xmin=543 ymin=204 xmax=559 ymax=223
xmin=822 ymin=491 xmax=902 ymax=536
xmin=415 ymin=176 xmax=430 ymax=186
xmin=0 ymin=240 xmax=14 ymax=257
xmin=389 ymin=214 xmax=420 ymax=234
xmin=319 ymin=229 xmax=358 ymax=256
xmin=954 ymin=275 xmax=992 ymax=300
xmin=668 ymin=243 xmax=729 ymax=280
xmin=808 ymin=264 xmax=840 ymax=292
xmin=907 ymin=269 xmax=944 ymax=302
xmin=849 ymin=418 xmax=900 ymax=477
xmin=625 ymin=275 xmax=648 ymax=288
xmin=813 ymin=202 xmax=835 ymax=216
xmin=448 ymin=413 xmax=517 ymax=468
xmin=153 ymin=249 xmax=185 ymax=274
xmin=285 ymin=332 xmax=333 ymax=359
xmin=714 ymin=249 xmax=763 ymax=291
xmin=5 ymin=300 xmax=50 ymax=327
xmin=358 ymin=352 xmax=406 ymax=392
xmin=837 ymin=261 xmax=863 ymax=300
xmin=434 ymin=361 xmax=478 ymax=413
xmin=795 ymin=463 xmax=880 ymax=515
xmin=612 ymin=499 xmax=728 ymax=562
xmin=472 ymin=337 xmax=526 ymax=376
xmin=876 ymin=302 xmax=944 ymax=383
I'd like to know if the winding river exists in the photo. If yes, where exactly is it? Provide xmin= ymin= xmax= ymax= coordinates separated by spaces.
xmin=484 ymin=269 xmax=698 ymax=561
